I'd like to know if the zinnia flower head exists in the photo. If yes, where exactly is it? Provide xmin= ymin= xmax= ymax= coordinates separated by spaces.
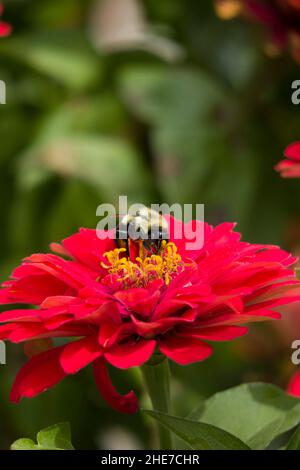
xmin=0 ymin=4 xmax=11 ymax=37
xmin=0 ymin=216 xmax=299 ymax=413
xmin=214 ymin=0 xmax=300 ymax=62
xmin=275 ymin=142 xmax=300 ymax=178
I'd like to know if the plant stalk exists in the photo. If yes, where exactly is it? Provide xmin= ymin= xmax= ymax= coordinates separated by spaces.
xmin=141 ymin=356 xmax=173 ymax=450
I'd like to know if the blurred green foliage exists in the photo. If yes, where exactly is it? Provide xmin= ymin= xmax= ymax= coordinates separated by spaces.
xmin=1 ymin=0 xmax=300 ymax=449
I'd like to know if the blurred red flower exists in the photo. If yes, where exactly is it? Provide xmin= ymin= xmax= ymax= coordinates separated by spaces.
xmin=275 ymin=142 xmax=300 ymax=178
xmin=0 ymin=4 xmax=11 ymax=37
xmin=288 ymin=369 xmax=300 ymax=396
xmin=0 ymin=217 xmax=299 ymax=413
xmin=214 ymin=0 xmax=300 ymax=61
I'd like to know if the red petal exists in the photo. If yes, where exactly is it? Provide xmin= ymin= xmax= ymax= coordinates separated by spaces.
xmin=288 ymin=371 xmax=300 ymax=397
xmin=98 ymin=322 xmax=132 ymax=348
xmin=105 ymin=339 xmax=156 ymax=369
xmin=93 ymin=357 xmax=138 ymax=414
xmin=0 ymin=309 xmax=39 ymax=323
xmin=275 ymin=159 xmax=300 ymax=178
xmin=41 ymin=296 xmax=78 ymax=309
xmin=9 ymin=323 xmax=46 ymax=343
xmin=0 ymin=323 xmax=15 ymax=339
xmin=179 ymin=325 xmax=249 ymax=341
xmin=115 ymin=288 xmax=160 ymax=317
xmin=0 ymin=288 xmax=13 ymax=304
xmin=163 ymin=215 xmax=205 ymax=258
xmin=10 ymin=346 xmax=66 ymax=403
xmin=62 ymin=228 xmax=115 ymax=272
xmin=4 ymin=274 xmax=69 ymax=304
xmin=158 ymin=335 xmax=213 ymax=365
xmin=285 ymin=142 xmax=300 ymax=161
xmin=244 ymin=0 xmax=286 ymax=46
xmin=24 ymin=253 xmax=97 ymax=289
xmin=0 ymin=22 xmax=11 ymax=37
xmin=60 ymin=335 xmax=102 ymax=374
xmin=44 ymin=314 xmax=73 ymax=330
xmin=50 ymin=242 xmax=69 ymax=257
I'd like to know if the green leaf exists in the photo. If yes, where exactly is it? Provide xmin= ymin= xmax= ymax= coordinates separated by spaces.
xmin=286 ymin=426 xmax=300 ymax=450
xmin=144 ymin=410 xmax=250 ymax=450
xmin=0 ymin=32 xmax=101 ymax=91
xmin=10 ymin=423 xmax=74 ymax=451
xmin=191 ymin=383 xmax=300 ymax=450
xmin=17 ymin=135 xmax=153 ymax=201
xmin=119 ymin=66 xmax=227 ymax=126
xmin=37 ymin=423 xmax=74 ymax=450
xmin=119 ymin=65 xmax=231 ymax=203
xmin=11 ymin=438 xmax=37 ymax=450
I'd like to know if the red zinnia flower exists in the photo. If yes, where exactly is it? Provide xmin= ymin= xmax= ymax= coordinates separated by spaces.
xmin=0 ymin=4 xmax=11 ymax=37
xmin=214 ymin=0 xmax=300 ymax=62
xmin=0 ymin=217 xmax=299 ymax=413
xmin=275 ymin=142 xmax=300 ymax=178
xmin=288 ymin=370 xmax=300 ymax=396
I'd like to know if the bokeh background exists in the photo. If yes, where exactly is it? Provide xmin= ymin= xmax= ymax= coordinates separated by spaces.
xmin=1 ymin=0 xmax=300 ymax=449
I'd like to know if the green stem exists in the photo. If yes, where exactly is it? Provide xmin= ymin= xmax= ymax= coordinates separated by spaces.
xmin=141 ymin=356 xmax=173 ymax=450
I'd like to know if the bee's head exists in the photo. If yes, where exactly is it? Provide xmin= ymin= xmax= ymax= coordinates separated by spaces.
xmin=115 ymin=208 xmax=169 ymax=256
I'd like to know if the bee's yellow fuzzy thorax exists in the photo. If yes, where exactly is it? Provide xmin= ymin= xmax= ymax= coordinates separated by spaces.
xmin=101 ymin=241 xmax=183 ymax=288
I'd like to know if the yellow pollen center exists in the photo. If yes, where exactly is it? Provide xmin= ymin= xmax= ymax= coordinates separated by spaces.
xmin=101 ymin=241 xmax=183 ymax=288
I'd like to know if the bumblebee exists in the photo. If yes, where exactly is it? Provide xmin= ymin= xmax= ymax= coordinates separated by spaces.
xmin=115 ymin=207 xmax=169 ymax=257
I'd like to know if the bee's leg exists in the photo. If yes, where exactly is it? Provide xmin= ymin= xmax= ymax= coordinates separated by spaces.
xmin=128 ymin=239 xmax=143 ymax=261
xmin=138 ymin=239 xmax=145 ymax=259
xmin=115 ymin=237 xmax=129 ymax=255
xmin=143 ymin=240 xmax=153 ymax=253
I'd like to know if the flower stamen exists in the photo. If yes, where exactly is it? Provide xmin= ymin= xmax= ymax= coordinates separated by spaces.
xmin=101 ymin=242 xmax=183 ymax=288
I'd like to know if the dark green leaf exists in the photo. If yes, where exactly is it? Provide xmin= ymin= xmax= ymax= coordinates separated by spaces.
xmin=144 ymin=410 xmax=250 ymax=450
xmin=287 ymin=426 xmax=300 ymax=450
xmin=191 ymin=383 xmax=300 ymax=450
